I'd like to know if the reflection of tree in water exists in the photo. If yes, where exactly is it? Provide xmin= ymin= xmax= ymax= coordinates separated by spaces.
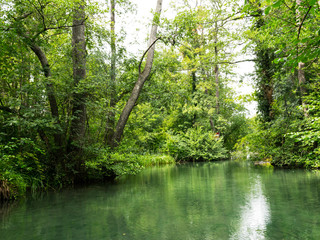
xmin=231 ymin=176 xmax=270 ymax=240
xmin=0 ymin=179 xmax=12 ymax=201
xmin=1 ymin=179 xmax=19 ymax=227
xmin=0 ymin=200 xmax=18 ymax=227
xmin=109 ymin=162 xmax=253 ymax=240
xmin=263 ymin=170 xmax=320 ymax=239
xmin=2 ymin=163 xmax=320 ymax=240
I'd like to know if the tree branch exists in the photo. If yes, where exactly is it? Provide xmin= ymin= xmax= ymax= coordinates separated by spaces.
xmin=297 ymin=6 xmax=312 ymax=40
xmin=201 ymin=13 xmax=261 ymax=27
xmin=218 ymin=59 xmax=257 ymax=64
xmin=283 ymin=0 xmax=294 ymax=10
xmin=32 ymin=18 xmax=87 ymax=40
xmin=12 ymin=12 xmax=34 ymax=21
xmin=139 ymin=36 xmax=162 ymax=74
xmin=2 ymin=6 xmax=86 ymax=40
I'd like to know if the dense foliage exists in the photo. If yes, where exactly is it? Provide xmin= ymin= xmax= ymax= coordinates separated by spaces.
xmin=234 ymin=0 xmax=320 ymax=168
xmin=2 ymin=0 xmax=319 ymax=201
xmin=0 ymin=0 xmax=250 ymax=199
xmin=5 ymin=0 xmax=319 ymax=199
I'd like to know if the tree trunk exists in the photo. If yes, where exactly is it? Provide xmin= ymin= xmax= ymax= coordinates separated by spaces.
xmin=214 ymin=64 xmax=219 ymax=114
xmin=111 ymin=0 xmax=163 ymax=147
xmin=30 ymin=45 xmax=59 ymax=120
xmin=296 ymin=0 xmax=308 ymax=117
xmin=214 ymin=22 xmax=220 ymax=115
xmin=255 ymin=11 xmax=274 ymax=122
xmin=29 ymin=44 xmax=63 ymax=151
xmin=298 ymin=62 xmax=307 ymax=116
xmin=105 ymin=0 xmax=117 ymax=146
xmin=191 ymin=70 xmax=197 ymax=124
xmin=68 ymin=2 xmax=87 ymax=154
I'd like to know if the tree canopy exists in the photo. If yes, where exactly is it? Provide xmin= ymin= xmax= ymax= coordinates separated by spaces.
xmin=1 ymin=0 xmax=319 ymax=200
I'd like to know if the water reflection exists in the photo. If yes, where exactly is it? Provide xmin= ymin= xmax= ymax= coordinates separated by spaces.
xmin=231 ymin=176 xmax=270 ymax=240
xmin=2 ymin=162 xmax=320 ymax=240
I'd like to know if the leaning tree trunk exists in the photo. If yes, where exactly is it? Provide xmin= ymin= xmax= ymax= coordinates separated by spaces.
xmin=68 ymin=1 xmax=87 ymax=159
xmin=111 ymin=0 xmax=163 ymax=148
xmin=29 ymin=44 xmax=63 ymax=153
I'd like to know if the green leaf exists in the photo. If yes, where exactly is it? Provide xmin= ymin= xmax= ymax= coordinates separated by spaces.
xmin=242 ymin=4 xmax=251 ymax=12
xmin=264 ymin=6 xmax=272 ymax=15
xmin=308 ymin=0 xmax=317 ymax=6
xmin=272 ymin=0 xmax=283 ymax=8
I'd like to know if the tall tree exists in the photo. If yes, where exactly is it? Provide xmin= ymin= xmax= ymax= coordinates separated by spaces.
xmin=296 ymin=0 xmax=307 ymax=117
xmin=29 ymin=43 xmax=63 ymax=153
xmin=105 ymin=0 xmax=117 ymax=146
xmin=111 ymin=0 xmax=163 ymax=147
xmin=0 ymin=0 xmax=68 ymax=152
xmin=68 ymin=0 xmax=87 ymax=152
xmin=254 ymin=12 xmax=275 ymax=122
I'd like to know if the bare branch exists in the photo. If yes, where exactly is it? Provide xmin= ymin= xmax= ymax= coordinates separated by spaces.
xmin=218 ymin=59 xmax=257 ymax=64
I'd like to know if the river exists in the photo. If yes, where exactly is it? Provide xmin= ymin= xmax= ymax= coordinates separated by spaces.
xmin=1 ymin=161 xmax=320 ymax=239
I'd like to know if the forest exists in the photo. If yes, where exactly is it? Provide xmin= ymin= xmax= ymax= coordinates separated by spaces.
xmin=0 ymin=0 xmax=319 ymax=200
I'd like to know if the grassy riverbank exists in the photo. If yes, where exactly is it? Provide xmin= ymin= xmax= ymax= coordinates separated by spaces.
xmin=85 ymin=153 xmax=176 ymax=181
xmin=0 ymin=151 xmax=176 ymax=201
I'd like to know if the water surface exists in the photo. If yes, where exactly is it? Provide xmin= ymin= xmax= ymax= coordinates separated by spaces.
xmin=1 ymin=161 xmax=320 ymax=239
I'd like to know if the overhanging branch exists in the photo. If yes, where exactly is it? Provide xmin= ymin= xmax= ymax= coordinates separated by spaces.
xmin=218 ymin=59 xmax=257 ymax=64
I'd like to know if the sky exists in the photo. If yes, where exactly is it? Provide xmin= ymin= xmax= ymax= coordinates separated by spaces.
xmin=122 ymin=0 xmax=257 ymax=117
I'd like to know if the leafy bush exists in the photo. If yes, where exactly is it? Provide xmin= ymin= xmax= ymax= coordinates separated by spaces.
xmin=234 ymin=110 xmax=320 ymax=169
xmin=0 ymin=137 xmax=46 ymax=199
xmin=85 ymin=152 xmax=175 ymax=180
xmin=165 ymin=127 xmax=228 ymax=161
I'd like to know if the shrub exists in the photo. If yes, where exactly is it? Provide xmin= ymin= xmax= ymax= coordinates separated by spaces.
xmin=0 ymin=137 xmax=46 ymax=199
xmin=85 ymin=152 xmax=175 ymax=180
xmin=165 ymin=127 xmax=228 ymax=161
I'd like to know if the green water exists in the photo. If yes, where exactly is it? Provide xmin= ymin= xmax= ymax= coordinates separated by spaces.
xmin=1 ymin=161 xmax=320 ymax=240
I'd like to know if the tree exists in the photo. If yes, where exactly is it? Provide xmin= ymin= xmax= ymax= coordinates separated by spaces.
xmin=238 ymin=0 xmax=320 ymax=167
xmin=105 ymin=0 xmax=117 ymax=146
xmin=296 ymin=0 xmax=308 ymax=117
xmin=253 ymin=10 xmax=275 ymax=122
xmin=1 ymin=0 xmax=65 ymax=151
xmin=110 ymin=0 xmax=163 ymax=147
xmin=66 ymin=0 xmax=88 ymax=179
xmin=68 ymin=0 xmax=87 ymax=150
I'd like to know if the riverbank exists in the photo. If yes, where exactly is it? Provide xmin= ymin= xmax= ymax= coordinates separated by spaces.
xmin=85 ymin=153 xmax=176 ymax=181
xmin=0 ymin=153 xmax=176 ymax=201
